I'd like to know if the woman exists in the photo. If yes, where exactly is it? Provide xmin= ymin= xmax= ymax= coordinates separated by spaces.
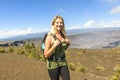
xmin=44 ymin=15 xmax=70 ymax=80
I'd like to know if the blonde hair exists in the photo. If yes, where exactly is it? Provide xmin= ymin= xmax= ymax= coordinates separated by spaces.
xmin=50 ymin=15 xmax=66 ymax=38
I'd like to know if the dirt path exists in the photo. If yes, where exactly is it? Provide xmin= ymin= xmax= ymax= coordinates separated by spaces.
xmin=0 ymin=53 xmax=49 ymax=80
xmin=1 ymin=49 xmax=120 ymax=80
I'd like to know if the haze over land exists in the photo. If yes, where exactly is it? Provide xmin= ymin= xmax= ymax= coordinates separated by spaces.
xmin=1 ymin=27 xmax=120 ymax=49
xmin=69 ymin=28 xmax=120 ymax=49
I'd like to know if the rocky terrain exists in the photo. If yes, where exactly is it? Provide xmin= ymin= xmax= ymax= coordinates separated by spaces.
xmin=1 ymin=28 xmax=120 ymax=49
xmin=69 ymin=29 xmax=120 ymax=49
xmin=0 ymin=48 xmax=120 ymax=80
xmin=1 ymin=28 xmax=120 ymax=80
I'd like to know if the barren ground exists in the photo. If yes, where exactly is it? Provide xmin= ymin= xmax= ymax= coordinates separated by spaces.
xmin=0 ymin=48 xmax=120 ymax=80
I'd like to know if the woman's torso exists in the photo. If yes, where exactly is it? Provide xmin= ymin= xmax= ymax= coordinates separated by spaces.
xmin=47 ymin=33 xmax=67 ymax=69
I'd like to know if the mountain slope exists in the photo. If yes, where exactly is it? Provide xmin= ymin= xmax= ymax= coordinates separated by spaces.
xmin=69 ymin=29 xmax=120 ymax=49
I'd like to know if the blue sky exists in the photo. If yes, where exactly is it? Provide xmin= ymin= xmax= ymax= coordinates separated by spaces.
xmin=0 ymin=0 xmax=120 ymax=39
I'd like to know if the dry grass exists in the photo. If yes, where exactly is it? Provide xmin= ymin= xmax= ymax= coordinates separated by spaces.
xmin=0 ymin=46 xmax=120 ymax=80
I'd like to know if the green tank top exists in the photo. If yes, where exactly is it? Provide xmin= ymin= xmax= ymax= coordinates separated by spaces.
xmin=47 ymin=42 xmax=67 ymax=69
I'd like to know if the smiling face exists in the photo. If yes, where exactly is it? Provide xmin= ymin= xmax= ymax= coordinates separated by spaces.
xmin=54 ymin=18 xmax=63 ymax=31
xmin=51 ymin=15 xmax=66 ymax=36
xmin=51 ymin=16 xmax=65 ymax=32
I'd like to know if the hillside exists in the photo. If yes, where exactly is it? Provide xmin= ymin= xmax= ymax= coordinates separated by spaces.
xmin=0 ymin=48 xmax=120 ymax=80
xmin=1 ymin=28 xmax=120 ymax=49
xmin=69 ymin=29 xmax=120 ymax=49
xmin=1 ymin=27 xmax=120 ymax=80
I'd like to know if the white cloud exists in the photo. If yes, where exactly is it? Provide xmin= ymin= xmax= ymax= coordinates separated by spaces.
xmin=58 ymin=9 xmax=66 ymax=13
xmin=109 ymin=20 xmax=120 ymax=27
xmin=82 ymin=19 xmax=120 ymax=28
xmin=0 ymin=28 xmax=33 ymax=39
xmin=110 ymin=6 xmax=120 ymax=14
xmin=100 ymin=0 xmax=120 ymax=3
xmin=83 ymin=20 xmax=95 ymax=27
xmin=65 ymin=19 xmax=120 ymax=30
xmin=67 ymin=25 xmax=81 ymax=30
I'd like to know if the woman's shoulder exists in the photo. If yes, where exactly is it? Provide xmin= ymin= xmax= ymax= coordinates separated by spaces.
xmin=46 ymin=32 xmax=55 ymax=40
xmin=47 ymin=32 xmax=52 ymax=37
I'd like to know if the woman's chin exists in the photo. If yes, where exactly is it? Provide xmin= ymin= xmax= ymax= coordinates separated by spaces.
xmin=56 ymin=28 xmax=62 ymax=31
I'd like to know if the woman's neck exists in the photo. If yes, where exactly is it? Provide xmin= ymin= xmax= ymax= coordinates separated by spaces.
xmin=55 ymin=30 xmax=61 ymax=34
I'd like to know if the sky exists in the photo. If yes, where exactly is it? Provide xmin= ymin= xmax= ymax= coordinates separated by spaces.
xmin=0 ymin=0 xmax=120 ymax=39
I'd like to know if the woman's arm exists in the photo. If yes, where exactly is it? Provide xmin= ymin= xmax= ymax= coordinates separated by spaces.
xmin=44 ymin=35 xmax=60 ymax=58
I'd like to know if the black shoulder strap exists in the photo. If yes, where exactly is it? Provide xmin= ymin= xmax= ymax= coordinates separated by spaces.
xmin=42 ymin=33 xmax=48 ymax=43
xmin=51 ymin=34 xmax=56 ymax=40
xmin=50 ymin=33 xmax=61 ymax=42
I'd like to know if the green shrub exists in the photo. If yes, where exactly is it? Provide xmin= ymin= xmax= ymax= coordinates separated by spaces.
xmin=77 ymin=65 xmax=87 ymax=73
xmin=111 ymin=65 xmax=120 ymax=80
xmin=96 ymin=65 xmax=106 ymax=71
xmin=27 ymin=52 xmax=36 ymax=58
xmin=8 ymin=46 xmax=14 ymax=52
xmin=68 ymin=62 xmax=76 ymax=71
xmin=23 ymin=42 xmax=35 ymax=49
xmin=17 ymin=50 xmax=25 ymax=55
xmin=0 ymin=47 xmax=6 ymax=53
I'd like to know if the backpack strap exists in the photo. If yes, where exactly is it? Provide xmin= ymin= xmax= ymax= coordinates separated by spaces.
xmin=50 ymin=33 xmax=61 ymax=43
xmin=41 ymin=33 xmax=48 ymax=52
xmin=42 ymin=33 xmax=48 ymax=43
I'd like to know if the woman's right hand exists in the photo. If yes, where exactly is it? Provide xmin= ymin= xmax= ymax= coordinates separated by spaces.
xmin=65 ymin=38 xmax=70 ymax=45
xmin=53 ymin=39 xmax=60 ymax=47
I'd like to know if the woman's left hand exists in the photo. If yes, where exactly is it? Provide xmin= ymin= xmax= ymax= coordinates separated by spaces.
xmin=65 ymin=38 xmax=70 ymax=45
xmin=64 ymin=38 xmax=70 ymax=50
